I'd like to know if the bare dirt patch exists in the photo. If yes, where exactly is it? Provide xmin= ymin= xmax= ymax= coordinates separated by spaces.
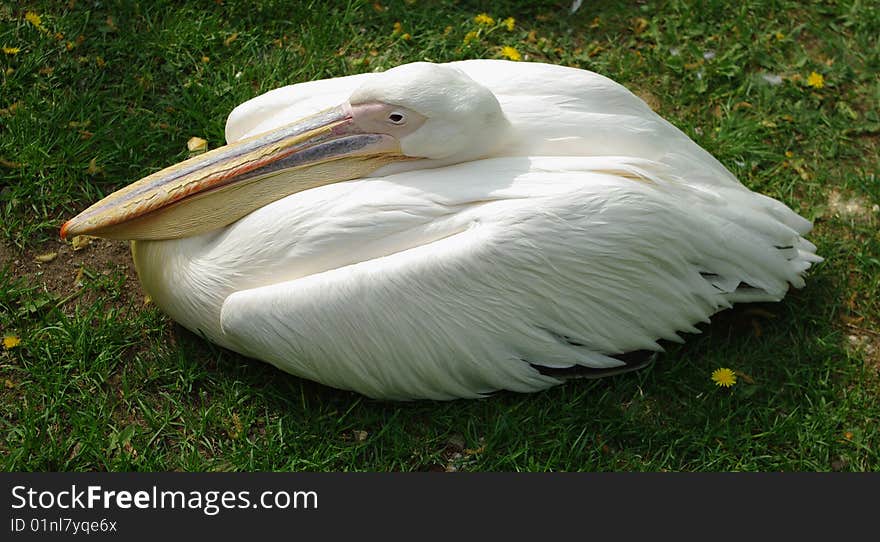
xmin=2 ymin=237 xmax=145 ymax=312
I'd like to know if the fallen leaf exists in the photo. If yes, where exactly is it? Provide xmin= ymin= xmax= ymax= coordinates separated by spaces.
xmin=744 ymin=307 xmax=777 ymax=319
xmin=750 ymin=319 xmax=763 ymax=337
xmin=0 ymin=158 xmax=22 ymax=168
xmin=4 ymin=379 xmax=14 ymax=388
xmin=352 ymin=430 xmax=368 ymax=442
xmin=734 ymin=371 xmax=755 ymax=384
xmin=71 ymin=235 xmax=94 ymax=251
xmin=632 ymin=17 xmax=649 ymax=34
xmin=0 ymin=101 xmax=22 ymax=116
xmin=87 ymin=157 xmax=103 ymax=175
xmin=34 ymin=251 xmax=57 ymax=263
xmin=223 ymin=32 xmax=239 ymax=46
xmin=187 ymin=136 xmax=208 ymax=153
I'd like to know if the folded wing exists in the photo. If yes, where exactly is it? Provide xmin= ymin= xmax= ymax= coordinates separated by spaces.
xmin=217 ymin=156 xmax=819 ymax=399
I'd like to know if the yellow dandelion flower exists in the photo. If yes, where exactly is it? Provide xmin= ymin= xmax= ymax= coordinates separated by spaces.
xmin=24 ymin=11 xmax=49 ymax=33
xmin=502 ymin=17 xmax=515 ymax=31
xmin=3 ymin=335 xmax=21 ymax=349
xmin=500 ymin=46 xmax=522 ymax=61
xmin=474 ymin=13 xmax=495 ymax=26
xmin=711 ymin=368 xmax=737 ymax=388
xmin=25 ymin=11 xmax=45 ymax=30
xmin=806 ymin=71 xmax=824 ymax=89
xmin=401 ymin=33 xmax=412 ymax=41
xmin=463 ymin=31 xmax=479 ymax=45
xmin=2 ymin=46 xmax=20 ymax=55
xmin=392 ymin=21 xmax=403 ymax=35
xmin=774 ymin=31 xmax=784 ymax=40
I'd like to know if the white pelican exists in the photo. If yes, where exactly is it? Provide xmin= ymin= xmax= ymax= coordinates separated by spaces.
xmin=62 ymin=60 xmax=820 ymax=400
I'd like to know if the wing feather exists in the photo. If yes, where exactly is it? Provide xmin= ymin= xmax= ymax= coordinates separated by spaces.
xmin=215 ymin=156 xmax=818 ymax=399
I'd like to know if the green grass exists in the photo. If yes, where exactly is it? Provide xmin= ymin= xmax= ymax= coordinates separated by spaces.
xmin=1 ymin=0 xmax=878 ymax=471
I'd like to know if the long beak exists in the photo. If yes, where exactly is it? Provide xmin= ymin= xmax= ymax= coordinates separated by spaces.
xmin=60 ymin=105 xmax=406 ymax=240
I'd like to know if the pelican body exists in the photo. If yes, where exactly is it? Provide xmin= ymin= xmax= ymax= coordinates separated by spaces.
xmin=63 ymin=61 xmax=820 ymax=400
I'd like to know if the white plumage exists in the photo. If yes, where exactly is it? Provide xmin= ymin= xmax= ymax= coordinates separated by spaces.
xmin=128 ymin=60 xmax=820 ymax=400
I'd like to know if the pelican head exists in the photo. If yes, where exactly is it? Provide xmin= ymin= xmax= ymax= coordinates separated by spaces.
xmin=60 ymin=63 xmax=509 ymax=241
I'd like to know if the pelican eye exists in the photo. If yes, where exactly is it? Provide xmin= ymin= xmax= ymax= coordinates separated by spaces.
xmin=387 ymin=112 xmax=406 ymax=125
